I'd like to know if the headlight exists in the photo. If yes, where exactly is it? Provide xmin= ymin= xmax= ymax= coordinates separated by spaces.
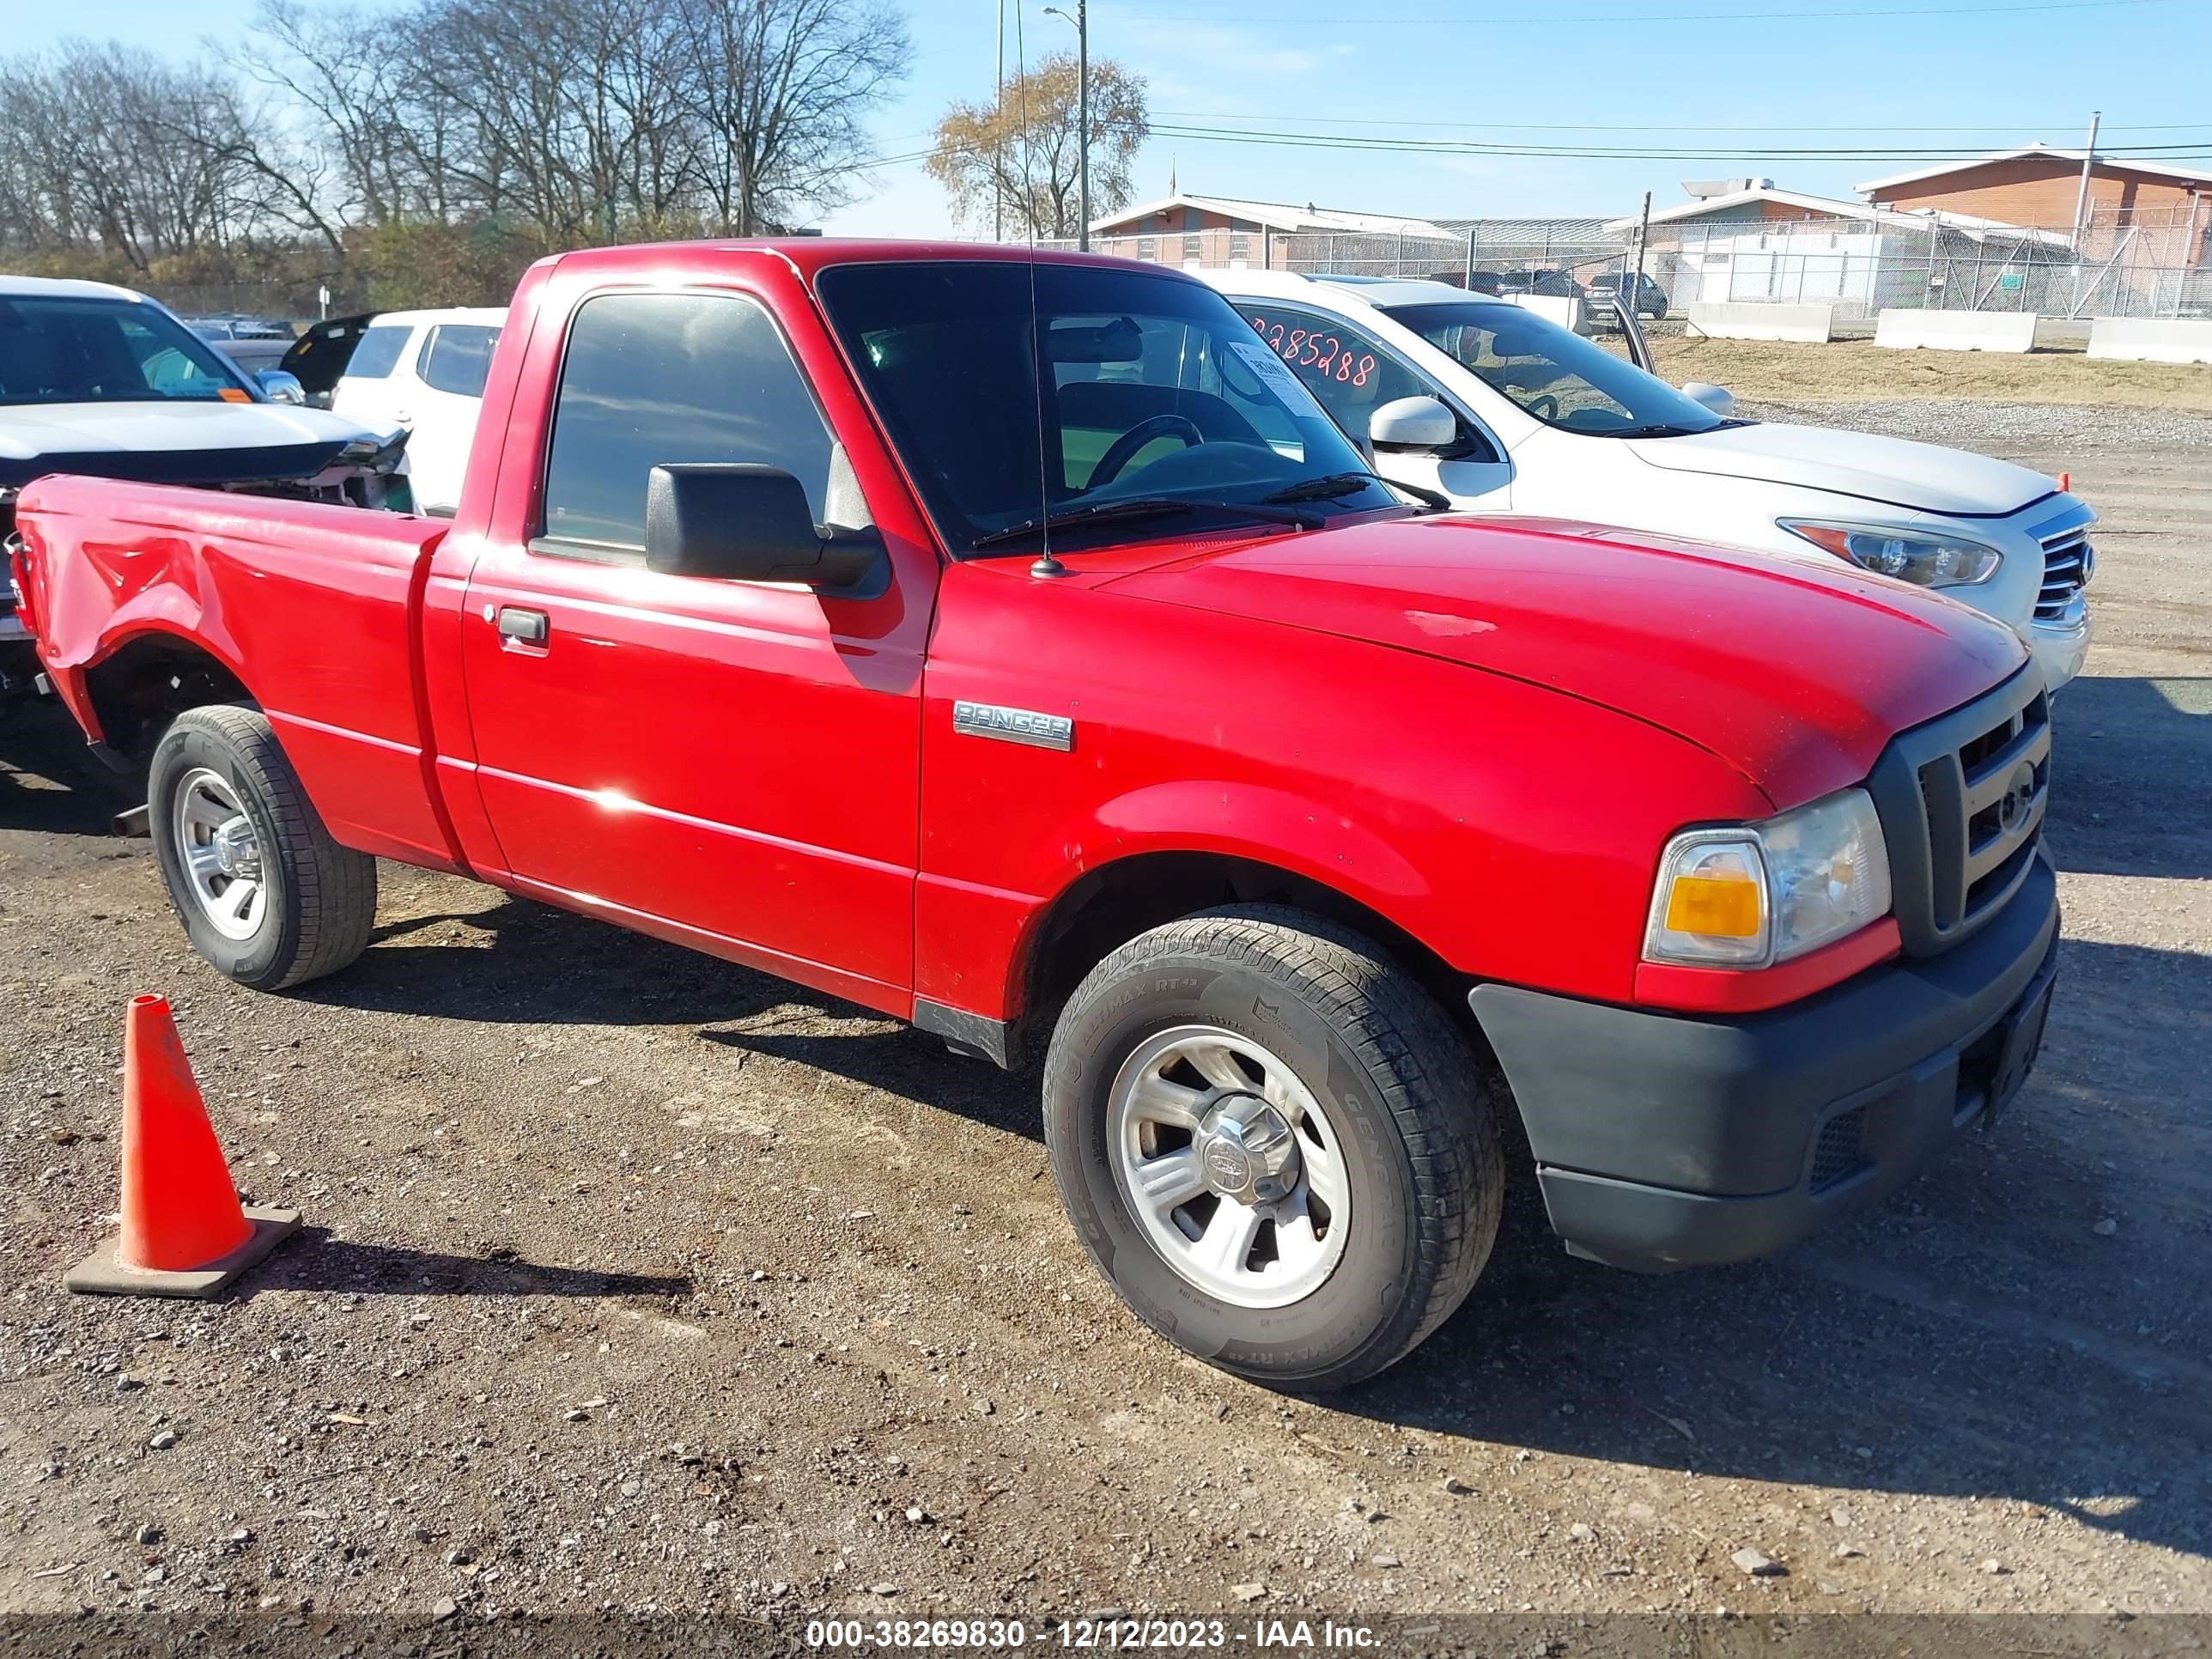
xmin=1779 ymin=520 xmax=2002 ymax=587
xmin=1644 ymin=787 xmax=1892 ymax=968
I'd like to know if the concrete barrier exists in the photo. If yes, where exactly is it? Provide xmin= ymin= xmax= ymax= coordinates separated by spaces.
xmin=2086 ymin=317 xmax=2212 ymax=365
xmin=1684 ymin=302 xmax=1833 ymax=343
xmin=1874 ymin=309 xmax=2038 ymax=352
xmin=1504 ymin=293 xmax=1585 ymax=335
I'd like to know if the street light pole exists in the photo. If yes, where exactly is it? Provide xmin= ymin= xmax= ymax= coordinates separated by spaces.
xmin=1077 ymin=0 xmax=1090 ymax=251
xmin=994 ymin=0 xmax=1004 ymax=242
xmin=1044 ymin=0 xmax=1091 ymax=250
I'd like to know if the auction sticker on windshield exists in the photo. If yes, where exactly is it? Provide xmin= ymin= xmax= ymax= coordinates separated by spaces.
xmin=1227 ymin=341 xmax=1338 ymax=418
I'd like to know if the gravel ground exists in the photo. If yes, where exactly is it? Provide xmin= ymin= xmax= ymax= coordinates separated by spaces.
xmin=2 ymin=402 xmax=2207 ymax=1646
xmin=1739 ymin=398 xmax=2212 ymax=453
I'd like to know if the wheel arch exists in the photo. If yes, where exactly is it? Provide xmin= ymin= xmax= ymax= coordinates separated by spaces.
xmin=79 ymin=627 xmax=259 ymax=764
xmin=1014 ymin=847 xmax=1474 ymax=1060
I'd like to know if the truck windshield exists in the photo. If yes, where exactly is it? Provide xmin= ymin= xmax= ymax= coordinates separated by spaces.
xmin=1382 ymin=301 xmax=1726 ymax=438
xmin=0 ymin=295 xmax=255 ymax=407
xmin=817 ymin=260 xmax=1400 ymax=553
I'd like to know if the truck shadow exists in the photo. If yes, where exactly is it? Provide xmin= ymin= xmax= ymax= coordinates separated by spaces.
xmin=317 ymin=885 xmax=2210 ymax=1559
xmin=0 ymin=701 xmax=133 ymax=838
xmin=1333 ymin=929 xmax=2211 ymax=1564
xmin=2045 ymin=675 xmax=2211 ymax=878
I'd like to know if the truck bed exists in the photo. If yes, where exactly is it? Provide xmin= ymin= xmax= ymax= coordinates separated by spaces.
xmin=17 ymin=475 xmax=459 ymax=868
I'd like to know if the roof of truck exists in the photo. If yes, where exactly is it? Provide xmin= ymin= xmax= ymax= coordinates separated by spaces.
xmin=544 ymin=239 xmax=1188 ymax=283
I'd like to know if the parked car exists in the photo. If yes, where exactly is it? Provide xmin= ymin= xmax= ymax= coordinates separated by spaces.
xmin=185 ymin=318 xmax=306 ymax=395
xmin=15 ymin=242 xmax=2057 ymax=1389
xmin=1 ymin=275 xmax=407 ymax=703
xmin=1586 ymin=270 xmax=1670 ymax=319
xmin=329 ymin=308 xmax=504 ymax=514
xmin=1495 ymin=267 xmax=1584 ymax=300
xmin=1207 ymin=270 xmax=2093 ymax=692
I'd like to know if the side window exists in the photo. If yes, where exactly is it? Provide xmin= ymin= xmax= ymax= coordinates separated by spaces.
xmin=539 ymin=292 xmax=834 ymax=556
xmin=343 ymin=325 xmax=411 ymax=380
xmin=419 ymin=324 xmax=500 ymax=398
xmin=1230 ymin=304 xmax=1433 ymax=444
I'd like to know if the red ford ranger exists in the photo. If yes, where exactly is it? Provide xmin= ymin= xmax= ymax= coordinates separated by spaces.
xmin=11 ymin=243 xmax=2059 ymax=1388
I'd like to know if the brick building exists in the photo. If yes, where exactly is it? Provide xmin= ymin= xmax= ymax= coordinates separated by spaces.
xmin=1856 ymin=146 xmax=2211 ymax=267
xmin=1084 ymin=192 xmax=1457 ymax=270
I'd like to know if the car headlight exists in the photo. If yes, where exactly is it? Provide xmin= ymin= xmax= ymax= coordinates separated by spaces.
xmin=1779 ymin=520 xmax=2002 ymax=587
xmin=1644 ymin=787 xmax=1892 ymax=968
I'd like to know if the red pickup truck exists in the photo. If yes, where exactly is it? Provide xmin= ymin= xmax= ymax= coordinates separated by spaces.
xmin=12 ymin=241 xmax=2058 ymax=1388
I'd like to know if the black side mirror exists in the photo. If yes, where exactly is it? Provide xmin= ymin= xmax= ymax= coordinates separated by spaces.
xmin=644 ymin=464 xmax=881 ymax=590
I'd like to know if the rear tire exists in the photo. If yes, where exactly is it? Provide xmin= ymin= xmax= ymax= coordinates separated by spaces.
xmin=1043 ymin=905 xmax=1504 ymax=1389
xmin=148 ymin=704 xmax=377 ymax=990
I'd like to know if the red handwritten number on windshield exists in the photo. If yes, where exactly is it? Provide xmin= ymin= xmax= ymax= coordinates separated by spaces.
xmin=1247 ymin=315 xmax=1372 ymax=388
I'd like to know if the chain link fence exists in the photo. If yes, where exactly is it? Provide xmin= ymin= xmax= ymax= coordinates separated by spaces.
xmin=1054 ymin=201 xmax=2211 ymax=325
xmin=131 ymin=277 xmax=369 ymax=331
xmin=1646 ymin=202 xmax=2209 ymax=323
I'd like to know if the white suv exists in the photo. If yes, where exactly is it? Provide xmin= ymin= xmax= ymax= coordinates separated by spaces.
xmin=329 ymin=307 xmax=504 ymax=516
xmin=1203 ymin=271 xmax=2093 ymax=692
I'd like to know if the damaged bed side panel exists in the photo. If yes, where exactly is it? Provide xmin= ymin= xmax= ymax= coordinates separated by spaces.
xmin=15 ymin=473 xmax=465 ymax=871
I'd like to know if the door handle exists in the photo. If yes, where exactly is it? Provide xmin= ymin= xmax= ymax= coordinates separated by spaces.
xmin=495 ymin=606 xmax=549 ymax=646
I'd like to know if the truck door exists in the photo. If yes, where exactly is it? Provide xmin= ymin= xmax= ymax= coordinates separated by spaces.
xmin=456 ymin=283 xmax=933 ymax=1013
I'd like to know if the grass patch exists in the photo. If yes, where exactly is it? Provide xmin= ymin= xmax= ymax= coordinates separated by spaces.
xmin=1646 ymin=335 xmax=2212 ymax=410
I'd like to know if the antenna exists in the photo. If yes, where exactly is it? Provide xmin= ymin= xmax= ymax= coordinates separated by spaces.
xmin=1014 ymin=0 xmax=1068 ymax=579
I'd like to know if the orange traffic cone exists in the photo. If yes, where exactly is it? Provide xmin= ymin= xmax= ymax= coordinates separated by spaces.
xmin=66 ymin=995 xmax=300 ymax=1299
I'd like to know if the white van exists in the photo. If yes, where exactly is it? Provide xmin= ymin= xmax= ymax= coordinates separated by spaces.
xmin=329 ymin=307 xmax=504 ymax=516
xmin=1203 ymin=270 xmax=2093 ymax=693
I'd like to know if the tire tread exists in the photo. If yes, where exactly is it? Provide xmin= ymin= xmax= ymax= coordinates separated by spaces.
xmin=1051 ymin=904 xmax=1504 ymax=1388
xmin=161 ymin=705 xmax=377 ymax=988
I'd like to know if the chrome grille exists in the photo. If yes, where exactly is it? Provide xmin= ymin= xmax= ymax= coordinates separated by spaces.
xmin=1867 ymin=668 xmax=2050 ymax=957
xmin=2034 ymin=523 xmax=2092 ymax=623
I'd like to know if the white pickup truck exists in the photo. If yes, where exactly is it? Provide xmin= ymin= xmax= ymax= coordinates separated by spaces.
xmin=1206 ymin=271 xmax=2093 ymax=692
xmin=2 ymin=276 xmax=408 ymax=701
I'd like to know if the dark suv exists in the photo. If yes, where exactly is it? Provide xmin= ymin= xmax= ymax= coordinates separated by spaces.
xmin=1587 ymin=272 xmax=1669 ymax=319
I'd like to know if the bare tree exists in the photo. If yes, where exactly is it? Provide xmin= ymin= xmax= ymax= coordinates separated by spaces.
xmin=928 ymin=53 xmax=1147 ymax=240
xmin=673 ymin=0 xmax=909 ymax=235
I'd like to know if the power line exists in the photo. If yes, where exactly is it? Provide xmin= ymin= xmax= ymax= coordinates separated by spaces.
xmin=1112 ymin=0 xmax=2173 ymax=23
xmin=1138 ymin=121 xmax=2212 ymax=163
xmin=1149 ymin=110 xmax=2212 ymax=135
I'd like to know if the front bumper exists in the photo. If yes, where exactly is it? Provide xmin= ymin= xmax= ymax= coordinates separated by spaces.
xmin=2027 ymin=605 xmax=2091 ymax=695
xmin=1468 ymin=854 xmax=2058 ymax=1272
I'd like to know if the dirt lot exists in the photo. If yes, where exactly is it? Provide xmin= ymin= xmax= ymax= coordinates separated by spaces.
xmin=2 ymin=404 xmax=2208 ymax=1646
xmin=1649 ymin=333 xmax=2212 ymax=412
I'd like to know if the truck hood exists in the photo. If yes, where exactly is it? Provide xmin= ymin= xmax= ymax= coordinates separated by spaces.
xmin=0 ymin=400 xmax=398 ymax=490
xmin=1624 ymin=420 xmax=2056 ymax=518
xmin=1104 ymin=514 xmax=2028 ymax=808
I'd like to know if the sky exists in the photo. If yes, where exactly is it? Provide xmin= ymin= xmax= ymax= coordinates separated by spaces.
xmin=24 ymin=0 xmax=2212 ymax=237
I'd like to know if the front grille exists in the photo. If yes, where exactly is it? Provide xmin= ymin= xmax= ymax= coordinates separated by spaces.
xmin=2034 ymin=523 xmax=2091 ymax=623
xmin=1809 ymin=1107 xmax=1869 ymax=1194
xmin=1868 ymin=667 xmax=2050 ymax=957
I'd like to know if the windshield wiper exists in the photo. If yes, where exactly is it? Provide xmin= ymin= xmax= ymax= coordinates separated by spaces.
xmin=970 ymin=495 xmax=1323 ymax=550
xmin=970 ymin=496 xmax=1195 ymax=549
xmin=1261 ymin=471 xmax=1382 ymax=504
xmin=1611 ymin=422 xmax=1715 ymax=439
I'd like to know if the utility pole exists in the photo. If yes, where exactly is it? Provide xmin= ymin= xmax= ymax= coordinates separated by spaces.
xmin=1631 ymin=189 xmax=1652 ymax=289
xmin=994 ymin=0 xmax=1005 ymax=242
xmin=2071 ymin=110 xmax=2101 ymax=250
xmin=1043 ymin=0 xmax=1091 ymax=249
xmin=1076 ymin=0 xmax=1090 ymax=251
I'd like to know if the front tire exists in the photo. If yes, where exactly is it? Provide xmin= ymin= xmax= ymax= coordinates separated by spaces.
xmin=148 ymin=705 xmax=377 ymax=990
xmin=1044 ymin=906 xmax=1504 ymax=1389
